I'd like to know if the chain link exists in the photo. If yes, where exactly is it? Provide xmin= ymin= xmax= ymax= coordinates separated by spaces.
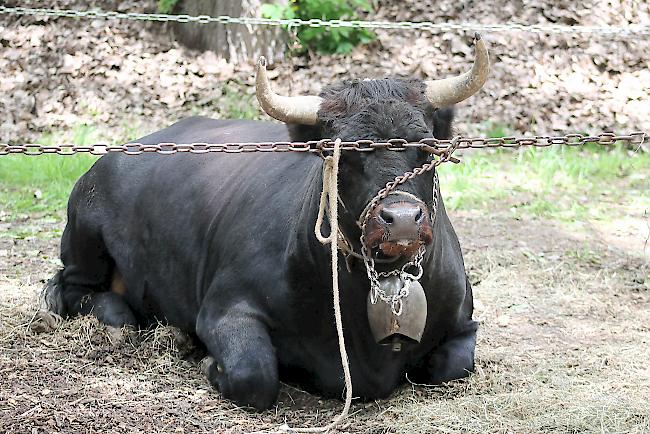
xmin=1 ymin=132 xmax=645 ymax=156
xmin=367 ymin=245 xmax=427 ymax=315
xmin=2 ymin=6 xmax=649 ymax=36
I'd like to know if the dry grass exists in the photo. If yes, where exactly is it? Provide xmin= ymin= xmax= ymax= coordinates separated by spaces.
xmin=1 ymin=196 xmax=649 ymax=433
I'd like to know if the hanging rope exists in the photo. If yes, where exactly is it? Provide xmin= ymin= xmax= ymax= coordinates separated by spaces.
xmin=292 ymin=138 xmax=353 ymax=433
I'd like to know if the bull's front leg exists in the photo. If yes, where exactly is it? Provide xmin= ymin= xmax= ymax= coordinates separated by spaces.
xmin=196 ymin=297 xmax=279 ymax=410
xmin=409 ymin=277 xmax=478 ymax=384
xmin=411 ymin=321 xmax=478 ymax=384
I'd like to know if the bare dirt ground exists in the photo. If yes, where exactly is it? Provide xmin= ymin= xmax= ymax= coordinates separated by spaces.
xmin=1 ymin=185 xmax=648 ymax=433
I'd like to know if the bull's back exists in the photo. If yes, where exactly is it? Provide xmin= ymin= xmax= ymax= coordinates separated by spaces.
xmin=136 ymin=117 xmax=290 ymax=145
xmin=66 ymin=117 xmax=319 ymax=330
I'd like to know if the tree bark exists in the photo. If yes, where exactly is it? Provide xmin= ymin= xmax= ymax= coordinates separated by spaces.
xmin=172 ymin=0 xmax=287 ymax=64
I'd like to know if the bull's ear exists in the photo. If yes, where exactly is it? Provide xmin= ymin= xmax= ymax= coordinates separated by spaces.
xmin=432 ymin=107 xmax=455 ymax=140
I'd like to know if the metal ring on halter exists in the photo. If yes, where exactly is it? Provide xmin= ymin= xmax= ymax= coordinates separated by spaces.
xmin=401 ymin=260 xmax=424 ymax=281
xmin=398 ymin=280 xmax=411 ymax=298
xmin=391 ymin=297 xmax=403 ymax=316
xmin=401 ymin=246 xmax=426 ymax=279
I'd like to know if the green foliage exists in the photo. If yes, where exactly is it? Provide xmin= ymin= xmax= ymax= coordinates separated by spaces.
xmin=261 ymin=0 xmax=376 ymax=54
xmin=219 ymin=84 xmax=259 ymax=120
xmin=158 ymin=0 xmax=179 ymax=14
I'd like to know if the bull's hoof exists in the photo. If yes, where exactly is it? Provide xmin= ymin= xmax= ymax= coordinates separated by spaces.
xmin=79 ymin=292 xmax=138 ymax=328
xmin=30 ymin=310 xmax=63 ymax=333
xmin=200 ymin=356 xmax=216 ymax=378
xmin=202 ymin=357 xmax=279 ymax=410
xmin=221 ymin=365 xmax=279 ymax=410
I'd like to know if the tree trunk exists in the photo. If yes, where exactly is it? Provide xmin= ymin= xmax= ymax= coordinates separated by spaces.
xmin=172 ymin=0 xmax=287 ymax=64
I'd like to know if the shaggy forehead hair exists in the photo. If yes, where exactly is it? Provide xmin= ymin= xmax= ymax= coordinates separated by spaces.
xmin=317 ymin=78 xmax=428 ymax=120
xmin=286 ymin=77 xmax=454 ymax=143
xmin=314 ymin=78 xmax=455 ymax=144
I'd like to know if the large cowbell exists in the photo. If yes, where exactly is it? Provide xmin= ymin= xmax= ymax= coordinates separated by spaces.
xmin=367 ymin=275 xmax=428 ymax=350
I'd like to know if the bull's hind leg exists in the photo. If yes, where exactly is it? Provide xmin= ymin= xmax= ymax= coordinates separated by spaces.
xmin=196 ymin=297 xmax=279 ymax=410
xmin=45 ymin=214 xmax=137 ymax=328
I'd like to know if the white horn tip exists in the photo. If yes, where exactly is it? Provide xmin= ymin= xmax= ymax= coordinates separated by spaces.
xmin=258 ymin=56 xmax=267 ymax=68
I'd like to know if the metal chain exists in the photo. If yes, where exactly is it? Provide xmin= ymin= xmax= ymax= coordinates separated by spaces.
xmin=431 ymin=171 xmax=440 ymax=223
xmin=1 ymin=132 xmax=645 ymax=156
xmin=2 ymin=6 xmax=649 ymax=36
xmin=367 ymin=246 xmax=427 ymax=315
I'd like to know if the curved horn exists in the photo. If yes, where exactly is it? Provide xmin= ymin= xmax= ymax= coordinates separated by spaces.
xmin=255 ymin=57 xmax=323 ymax=125
xmin=424 ymin=33 xmax=490 ymax=108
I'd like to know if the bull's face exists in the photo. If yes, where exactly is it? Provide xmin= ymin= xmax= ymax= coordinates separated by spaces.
xmin=255 ymin=34 xmax=489 ymax=262
xmin=317 ymin=83 xmax=445 ymax=261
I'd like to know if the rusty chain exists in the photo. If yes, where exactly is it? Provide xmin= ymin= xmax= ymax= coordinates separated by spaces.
xmin=0 ymin=132 xmax=645 ymax=156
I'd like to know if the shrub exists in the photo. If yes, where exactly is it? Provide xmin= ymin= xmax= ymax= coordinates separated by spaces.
xmin=158 ymin=0 xmax=179 ymax=14
xmin=261 ymin=0 xmax=376 ymax=54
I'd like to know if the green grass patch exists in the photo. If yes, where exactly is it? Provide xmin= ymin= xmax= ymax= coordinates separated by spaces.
xmin=0 ymin=154 xmax=97 ymax=217
xmin=439 ymin=144 xmax=650 ymax=222
xmin=0 ymin=124 xmax=106 ymax=218
xmin=0 ymin=123 xmax=149 ymax=219
xmin=2 ymin=122 xmax=648 ymax=224
xmin=484 ymin=122 xmax=513 ymax=138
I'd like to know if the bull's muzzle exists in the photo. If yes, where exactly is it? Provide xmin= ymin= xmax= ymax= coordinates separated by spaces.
xmin=367 ymin=275 xmax=428 ymax=351
xmin=365 ymin=201 xmax=433 ymax=259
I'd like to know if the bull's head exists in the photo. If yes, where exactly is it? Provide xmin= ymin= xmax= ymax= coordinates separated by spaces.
xmin=256 ymin=34 xmax=489 ymax=265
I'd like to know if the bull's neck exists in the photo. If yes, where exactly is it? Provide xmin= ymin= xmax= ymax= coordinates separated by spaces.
xmin=292 ymin=156 xmax=333 ymax=267
xmin=422 ymin=192 xmax=451 ymax=278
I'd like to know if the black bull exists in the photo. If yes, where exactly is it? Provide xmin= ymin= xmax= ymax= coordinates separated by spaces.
xmin=45 ymin=116 xmax=476 ymax=410
xmin=44 ymin=46 xmax=491 ymax=407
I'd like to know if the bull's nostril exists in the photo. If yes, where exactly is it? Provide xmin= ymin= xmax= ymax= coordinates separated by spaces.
xmin=415 ymin=209 xmax=424 ymax=223
xmin=379 ymin=208 xmax=394 ymax=224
